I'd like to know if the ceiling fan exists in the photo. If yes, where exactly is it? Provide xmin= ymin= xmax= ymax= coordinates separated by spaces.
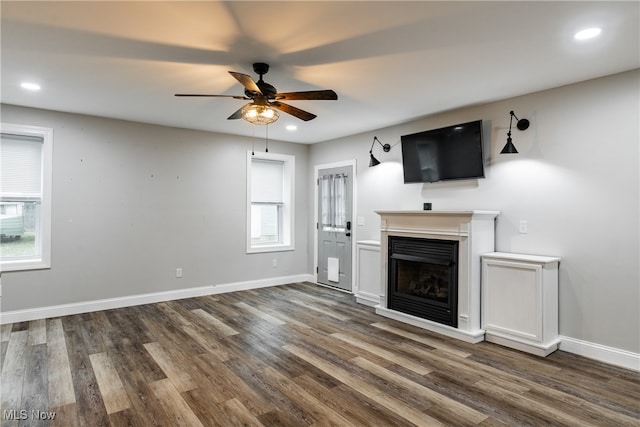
xmin=175 ymin=62 xmax=338 ymax=124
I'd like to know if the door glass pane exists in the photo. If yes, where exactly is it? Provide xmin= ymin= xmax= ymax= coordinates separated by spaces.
xmin=320 ymin=174 xmax=346 ymax=232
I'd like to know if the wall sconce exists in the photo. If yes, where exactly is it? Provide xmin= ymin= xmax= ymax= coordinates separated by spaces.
xmin=501 ymin=110 xmax=530 ymax=154
xmin=369 ymin=136 xmax=391 ymax=167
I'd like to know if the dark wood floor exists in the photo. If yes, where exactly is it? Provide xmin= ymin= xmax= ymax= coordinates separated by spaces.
xmin=1 ymin=282 xmax=639 ymax=426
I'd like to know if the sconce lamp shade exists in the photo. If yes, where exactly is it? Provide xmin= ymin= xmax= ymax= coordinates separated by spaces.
xmin=500 ymin=110 xmax=529 ymax=154
xmin=369 ymin=136 xmax=391 ymax=167
xmin=500 ymin=137 xmax=518 ymax=154
xmin=241 ymin=103 xmax=279 ymax=125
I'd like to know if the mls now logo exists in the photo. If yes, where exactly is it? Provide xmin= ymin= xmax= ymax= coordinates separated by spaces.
xmin=3 ymin=410 xmax=27 ymax=420
xmin=4 ymin=410 xmax=56 ymax=420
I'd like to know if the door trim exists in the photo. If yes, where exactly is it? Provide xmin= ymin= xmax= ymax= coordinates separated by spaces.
xmin=313 ymin=160 xmax=357 ymax=291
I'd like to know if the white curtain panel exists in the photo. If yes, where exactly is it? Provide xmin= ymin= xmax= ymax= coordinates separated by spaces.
xmin=320 ymin=174 xmax=347 ymax=231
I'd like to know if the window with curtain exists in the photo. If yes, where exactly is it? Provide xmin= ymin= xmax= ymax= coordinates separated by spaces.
xmin=320 ymin=173 xmax=347 ymax=232
xmin=246 ymin=151 xmax=295 ymax=253
xmin=1 ymin=123 xmax=53 ymax=271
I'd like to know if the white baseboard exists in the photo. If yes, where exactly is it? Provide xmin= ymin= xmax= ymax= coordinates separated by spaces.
xmin=559 ymin=335 xmax=640 ymax=372
xmin=0 ymin=274 xmax=313 ymax=325
xmin=355 ymin=291 xmax=381 ymax=307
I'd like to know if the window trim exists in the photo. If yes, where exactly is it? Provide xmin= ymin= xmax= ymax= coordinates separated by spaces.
xmin=1 ymin=123 xmax=53 ymax=272
xmin=246 ymin=151 xmax=295 ymax=253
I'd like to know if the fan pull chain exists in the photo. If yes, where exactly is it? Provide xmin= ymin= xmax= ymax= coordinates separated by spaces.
xmin=265 ymin=124 xmax=269 ymax=152
xmin=252 ymin=123 xmax=258 ymax=155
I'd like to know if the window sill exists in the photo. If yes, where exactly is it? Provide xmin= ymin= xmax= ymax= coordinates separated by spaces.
xmin=247 ymin=244 xmax=295 ymax=254
xmin=1 ymin=259 xmax=51 ymax=272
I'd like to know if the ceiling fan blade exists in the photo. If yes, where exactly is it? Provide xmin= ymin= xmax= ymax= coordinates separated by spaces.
xmin=270 ymin=101 xmax=317 ymax=121
xmin=229 ymin=71 xmax=262 ymax=95
xmin=227 ymin=104 xmax=247 ymax=120
xmin=175 ymin=94 xmax=248 ymax=99
xmin=275 ymin=90 xmax=338 ymax=101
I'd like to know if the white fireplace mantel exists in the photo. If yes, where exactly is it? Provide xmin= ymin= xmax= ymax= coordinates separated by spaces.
xmin=375 ymin=210 xmax=499 ymax=343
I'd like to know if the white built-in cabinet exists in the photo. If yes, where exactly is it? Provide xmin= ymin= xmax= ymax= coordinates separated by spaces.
xmin=481 ymin=252 xmax=561 ymax=356
xmin=355 ymin=240 xmax=380 ymax=307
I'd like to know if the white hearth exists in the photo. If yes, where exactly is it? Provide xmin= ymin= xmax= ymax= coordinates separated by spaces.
xmin=375 ymin=210 xmax=499 ymax=343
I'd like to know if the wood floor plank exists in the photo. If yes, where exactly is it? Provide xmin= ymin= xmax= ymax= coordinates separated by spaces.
xmin=181 ymin=387 xmax=229 ymax=427
xmin=143 ymin=341 xmax=198 ymax=393
xmin=283 ymin=343 xmax=446 ymax=427
xmin=19 ymin=343 xmax=49 ymax=425
xmin=224 ymin=357 xmax=315 ymax=426
xmin=260 ymin=366 xmax=356 ymax=426
xmin=352 ymin=355 xmax=488 ymax=425
xmin=46 ymin=318 xmax=76 ymax=409
xmin=216 ymin=398 xmax=265 ymax=427
xmin=64 ymin=322 xmax=112 ymax=426
xmin=89 ymin=352 xmax=131 ymax=414
xmin=28 ymin=319 xmax=47 ymax=346
xmin=288 ymin=298 xmax=351 ymax=322
xmin=190 ymin=308 xmax=239 ymax=336
xmin=197 ymin=352 xmax=274 ymax=416
xmin=292 ymin=374 xmax=412 ymax=427
xmin=117 ymin=369 xmax=172 ymax=426
xmin=474 ymin=379 xmax=602 ymax=427
xmin=408 ymin=338 xmax=640 ymax=426
xmin=50 ymin=402 xmax=79 ymax=427
xmin=234 ymin=301 xmax=287 ymax=325
xmin=331 ymin=331 xmax=433 ymax=375
xmin=157 ymin=304 xmax=230 ymax=362
xmin=1 ymin=330 xmax=29 ymax=421
xmin=1 ymin=323 xmax=12 ymax=342
xmin=372 ymin=321 xmax=472 ymax=358
xmin=148 ymin=378 xmax=204 ymax=427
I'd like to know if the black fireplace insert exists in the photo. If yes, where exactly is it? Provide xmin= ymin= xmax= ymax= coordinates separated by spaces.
xmin=388 ymin=236 xmax=458 ymax=327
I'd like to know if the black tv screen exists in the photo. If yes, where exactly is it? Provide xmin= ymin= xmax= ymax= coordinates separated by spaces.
xmin=401 ymin=120 xmax=485 ymax=183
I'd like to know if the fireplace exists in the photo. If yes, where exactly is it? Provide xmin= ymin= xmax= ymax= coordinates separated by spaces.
xmin=388 ymin=236 xmax=458 ymax=327
xmin=375 ymin=210 xmax=499 ymax=343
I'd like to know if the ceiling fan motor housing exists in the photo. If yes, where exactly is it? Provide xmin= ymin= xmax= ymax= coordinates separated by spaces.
xmin=253 ymin=62 xmax=270 ymax=75
xmin=249 ymin=63 xmax=277 ymax=99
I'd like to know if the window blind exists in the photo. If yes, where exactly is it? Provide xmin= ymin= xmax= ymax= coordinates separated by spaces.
xmin=1 ymin=133 xmax=43 ymax=197
xmin=251 ymin=158 xmax=284 ymax=203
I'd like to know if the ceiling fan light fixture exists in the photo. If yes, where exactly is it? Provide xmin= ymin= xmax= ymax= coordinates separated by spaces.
xmin=241 ymin=103 xmax=279 ymax=125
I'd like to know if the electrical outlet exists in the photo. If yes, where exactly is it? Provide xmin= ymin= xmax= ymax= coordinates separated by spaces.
xmin=272 ymin=259 xmax=278 ymax=268
xmin=176 ymin=268 xmax=183 ymax=278
xmin=519 ymin=220 xmax=528 ymax=234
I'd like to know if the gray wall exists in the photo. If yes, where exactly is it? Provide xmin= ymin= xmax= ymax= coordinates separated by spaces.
xmin=2 ymin=70 xmax=638 ymax=355
xmin=309 ymin=70 xmax=639 ymax=354
xmin=1 ymin=106 xmax=311 ymax=310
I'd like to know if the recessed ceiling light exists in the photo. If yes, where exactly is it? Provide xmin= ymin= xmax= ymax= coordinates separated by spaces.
xmin=21 ymin=82 xmax=41 ymax=91
xmin=286 ymin=124 xmax=297 ymax=131
xmin=574 ymin=27 xmax=601 ymax=41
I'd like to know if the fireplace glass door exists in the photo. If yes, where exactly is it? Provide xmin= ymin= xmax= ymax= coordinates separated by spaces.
xmin=395 ymin=259 xmax=451 ymax=306
xmin=388 ymin=236 xmax=458 ymax=327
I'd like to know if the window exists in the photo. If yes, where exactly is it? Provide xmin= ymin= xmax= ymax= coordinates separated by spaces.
xmin=1 ymin=123 xmax=53 ymax=271
xmin=247 ymin=151 xmax=294 ymax=253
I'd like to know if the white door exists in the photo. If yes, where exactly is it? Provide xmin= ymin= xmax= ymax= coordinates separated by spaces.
xmin=317 ymin=165 xmax=353 ymax=291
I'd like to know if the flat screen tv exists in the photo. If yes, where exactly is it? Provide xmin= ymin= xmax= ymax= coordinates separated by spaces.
xmin=401 ymin=120 xmax=485 ymax=183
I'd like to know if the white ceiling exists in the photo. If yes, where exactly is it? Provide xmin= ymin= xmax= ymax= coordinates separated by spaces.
xmin=1 ymin=1 xmax=638 ymax=144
